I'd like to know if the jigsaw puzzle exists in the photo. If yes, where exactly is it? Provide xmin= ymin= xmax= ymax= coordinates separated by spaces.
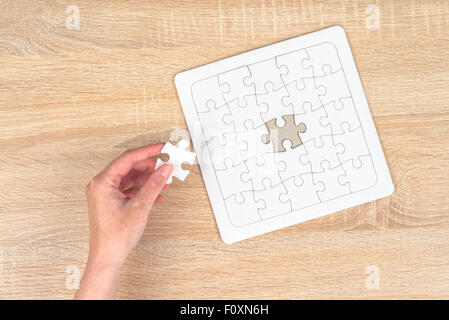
xmin=175 ymin=26 xmax=394 ymax=243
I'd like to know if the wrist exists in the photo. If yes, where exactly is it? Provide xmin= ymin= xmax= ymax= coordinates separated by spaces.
xmin=87 ymin=247 xmax=126 ymax=272
xmin=75 ymin=250 xmax=124 ymax=300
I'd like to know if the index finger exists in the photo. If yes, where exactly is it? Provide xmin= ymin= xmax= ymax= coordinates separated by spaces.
xmin=99 ymin=143 xmax=164 ymax=186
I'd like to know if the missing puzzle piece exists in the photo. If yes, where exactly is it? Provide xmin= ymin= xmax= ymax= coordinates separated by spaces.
xmin=156 ymin=140 xmax=197 ymax=184
xmin=262 ymin=114 xmax=307 ymax=153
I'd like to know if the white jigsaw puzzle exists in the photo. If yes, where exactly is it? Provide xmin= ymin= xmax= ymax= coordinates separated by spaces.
xmin=175 ymin=26 xmax=394 ymax=243
xmin=155 ymin=140 xmax=197 ymax=184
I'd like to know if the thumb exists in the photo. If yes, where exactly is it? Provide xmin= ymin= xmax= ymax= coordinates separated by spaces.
xmin=130 ymin=164 xmax=173 ymax=211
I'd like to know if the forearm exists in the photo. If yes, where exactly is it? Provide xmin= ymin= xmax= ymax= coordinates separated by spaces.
xmin=74 ymin=253 xmax=123 ymax=300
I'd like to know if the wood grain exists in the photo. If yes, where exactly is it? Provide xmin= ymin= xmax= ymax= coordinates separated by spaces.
xmin=0 ymin=0 xmax=448 ymax=299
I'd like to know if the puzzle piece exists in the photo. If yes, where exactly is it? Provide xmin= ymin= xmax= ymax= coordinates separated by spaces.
xmin=241 ymin=153 xmax=286 ymax=189
xmin=191 ymin=75 xmax=227 ymax=112
xmin=293 ymin=103 xmax=331 ymax=144
xmin=320 ymin=97 xmax=361 ymax=134
xmin=314 ymin=160 xmax=350 ymax=201
xmin=219 ymin=66 xmax=255 ymax=104
xmin=282 ymin=78 xmax=326 ymax=113
xmin=207 ymin=132 xmax=246 ymax=170
xmin=315 ymin=69 xmax=350 ymax=107
xmin=300 ymin=135 xmax=344 ymax=172
xmin=280 ymin=173 xmax=324 ymax=210
xmin=224 ymin=191 xmax=263 ymax=227
xmin=254 ymin=178 xmax=291 ymax=219
xmin=156 ymin=140 xmax=197 ymax=184
xmin=273 ymin=142 xmax=311 ymax=184
xmin=256 ymin=83 xmax=293 ymax=124
xmin=276 ymin=48 xmax=313 ymax=85
xmin=216 ymin=158 xmax=252 ymax=199
xmin=262 ymin=115 xmax=306 ymax=153
xmin=302 ymin=42 xmax=342 ymax=77
xmin=244 ymin=58 xmax=288 ymax=94
xmin=236 ymin=123 xmax=275 ymax=162
xmin=333 ymin=123 xmax=370 ymax=167
xmin=223 ymin=95 xmax=266 ymax=132
xmin=338 ymin=155 xmax=377 ymax=192
xmin=198 ymin=103 xmax=234 ymax=143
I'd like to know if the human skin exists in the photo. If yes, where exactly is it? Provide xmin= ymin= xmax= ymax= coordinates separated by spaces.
xmin=74 ymin=143 xmax=173 ymax=299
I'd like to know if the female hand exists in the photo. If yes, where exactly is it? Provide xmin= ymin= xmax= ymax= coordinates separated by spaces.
xmin=75 ymin=143 xmax=173 ymax=299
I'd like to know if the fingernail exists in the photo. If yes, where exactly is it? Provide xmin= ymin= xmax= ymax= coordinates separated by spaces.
xmin=161 ymin=164 xmax=173 ymax=178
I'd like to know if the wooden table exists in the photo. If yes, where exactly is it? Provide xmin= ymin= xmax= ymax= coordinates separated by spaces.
xmin=0 ymin=0 xmax=448 ymax=299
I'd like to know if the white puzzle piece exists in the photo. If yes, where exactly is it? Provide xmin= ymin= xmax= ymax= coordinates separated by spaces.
xmin=333 ymin=123 xmax=370 ymax=166
xmin=293 ymin=103 xmax=331 ymax=143
xmin=315 ymin=68 xmax=351 ymax=107
xmin=276 ymin=49 xmax=313 ymax=85
xmin=219 ymin=66 xmax=254 ymax=104
xmin=156 ymin=140 xmax=197 ymax=184
xmin=223 ymin=95 xmax=266 ymax=132
xmin=241 ymin=153 xmax=286 ymax=190
xmin=236 ymin=124 xmax=274 ymax=161
xmin=339 ymin=155 xmax=377 ymax=192
xmin=207 ymin=132 xmax=246 ymax=170
xmin=302 ymin=42 xmax=343 ymax=77
xmin=224 ymin=191 xmax=264 ymax=227
xmin=216 ymin=159 xmax=252 ymax=200
xmin=198 ymin=103 xmax=234 ymax=143
xmin=280 ymin=174 xmax=324 ymax=210
xmin=300 ymin=135 xmax=344 ymax=172
xmin=253 ymin=178 xmax=291 ymax=219
xmin=256 ymin=83 xmax=293 ymax=124
xmin=175 ymin=26 xmax=394 ymax=243
xmin=191 ymin=75 xmax=227 ymax=112
xmin=282 ymin=78 xmax=326 ymax=113
xmin=245 ymin=58 xmax=288 ymax=94
xmin=321 ymin=97 xmax=360 ymax=134
xmin=314 ymin=160 xmax=350 ymax=201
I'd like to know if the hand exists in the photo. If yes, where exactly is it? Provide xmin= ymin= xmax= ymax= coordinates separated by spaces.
xmin=75 ymin=143 xmax=173 ymax=299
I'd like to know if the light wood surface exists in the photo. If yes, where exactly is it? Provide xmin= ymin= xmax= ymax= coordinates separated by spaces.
xmin=0 ymin=0 xmax=448 ymax=299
